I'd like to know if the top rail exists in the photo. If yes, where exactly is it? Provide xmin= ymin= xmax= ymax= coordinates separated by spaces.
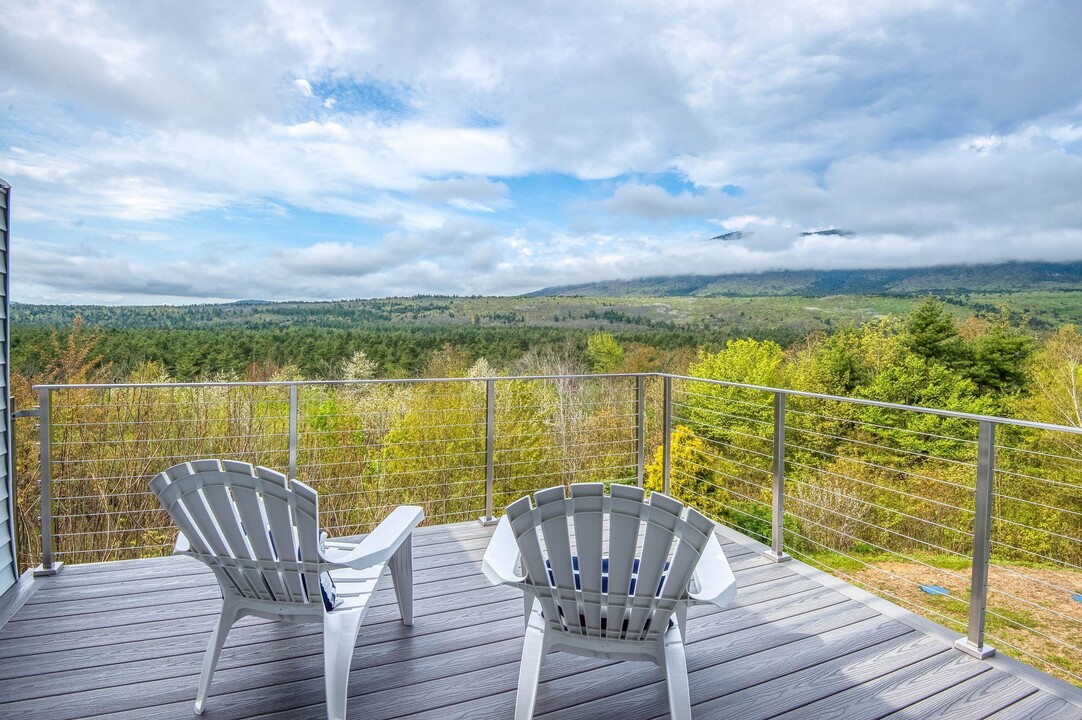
xmin=34 ymin=372 xmax=1082 ymax=437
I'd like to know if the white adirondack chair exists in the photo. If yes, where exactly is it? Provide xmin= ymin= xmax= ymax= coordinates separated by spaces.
xmin=482 ymin=483 xmax=737 ymax=720
xmin=151 ymin=459 xmax=424 ymax=720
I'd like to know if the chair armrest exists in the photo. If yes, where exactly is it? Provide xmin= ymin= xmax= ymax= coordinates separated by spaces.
xmin=688 ymin=533 xmax=737 ymax=609
xmin=173 ymin=531 xmax=191 ymax=555
xmin=320 ymin=505 xmax=424 ymax=570
xmin=482 ymin=516 xmax=525 ymax=587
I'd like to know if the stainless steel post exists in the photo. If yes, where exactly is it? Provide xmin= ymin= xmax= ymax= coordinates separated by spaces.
xmin=636 ymin=375 xmax=645 ymax=488
xmin=767 ymin=392 xmax=790 ymax=562
xmin=34 ymin=387 xmax=62 ymax=575
xmin=480 ymin=379 xmax=497 ymax=525
xmin=288 ymin=384 xmax=298 ymax=479
xmin=662 ymin=376 xmax=672 ymax=495
xmin=956 ymin=420 xmax=996 ymax=658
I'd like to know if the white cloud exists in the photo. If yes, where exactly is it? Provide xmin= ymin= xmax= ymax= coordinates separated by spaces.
xmin=1 ymin=0 xmax=1081 ymax=303
xmin=293 ymin=78 xmax=313 ymax=97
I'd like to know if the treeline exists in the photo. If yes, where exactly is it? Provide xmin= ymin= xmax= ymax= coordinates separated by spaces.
xmin=11 ymin=324 xmax=803 ymax=382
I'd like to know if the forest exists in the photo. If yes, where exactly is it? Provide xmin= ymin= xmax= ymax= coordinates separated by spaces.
xmin=8 ymin=297 xmax=1082 ymax=684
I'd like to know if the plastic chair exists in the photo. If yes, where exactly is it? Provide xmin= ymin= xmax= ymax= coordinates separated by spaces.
xmin=151 ymin=459 xmax=423 ymax=720
xmin=482 ymin=483 xmax=736 ymax=719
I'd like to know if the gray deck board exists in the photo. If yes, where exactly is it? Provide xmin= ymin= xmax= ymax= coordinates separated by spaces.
xmin=0 ymin=521 xmax=1077 ymax=719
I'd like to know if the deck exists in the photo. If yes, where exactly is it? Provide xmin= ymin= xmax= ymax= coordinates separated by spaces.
xmin=1 ymin=522 xmax=1079 ymax=719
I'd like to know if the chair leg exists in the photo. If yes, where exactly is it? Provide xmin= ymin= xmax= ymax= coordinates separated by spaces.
xmin=194 ymin=598 xmax=243 ymax=715
xmin=662 ymin=625 xmax=692 ymax=720
xmin=515 ymin=607 xmax=547 ymax=720
xmin=388 ymin=534 xmax=414 ymax=625
xmin=323 ymin=608 xmax=367 ymax=720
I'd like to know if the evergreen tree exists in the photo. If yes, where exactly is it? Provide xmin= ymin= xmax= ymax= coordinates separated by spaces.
xmin=903 ymin=297 xmax=969 ymax=370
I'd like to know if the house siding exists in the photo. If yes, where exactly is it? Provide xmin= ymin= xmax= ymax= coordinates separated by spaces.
xmin=0 ymin=179 xmax=15 ymax=593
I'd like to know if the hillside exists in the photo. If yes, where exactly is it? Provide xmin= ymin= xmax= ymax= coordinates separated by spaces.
xmin=526 ymin=261 xmax=1082 ymax=297
xmin=14 ymin=259 xmax=1082 ymax=344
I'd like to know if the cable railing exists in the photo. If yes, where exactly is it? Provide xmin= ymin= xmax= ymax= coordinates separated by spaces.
xmin=659 ymin=375 xmax=1082 ymax=688
xmin=19 ymin=375 xmax=646 ymax=569
xmin=13 ymin=371 xmax=1082 ymax=686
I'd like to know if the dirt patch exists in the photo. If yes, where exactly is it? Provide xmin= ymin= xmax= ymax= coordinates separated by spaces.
xmin=847 ymin=561 xmax=1082 ymax=686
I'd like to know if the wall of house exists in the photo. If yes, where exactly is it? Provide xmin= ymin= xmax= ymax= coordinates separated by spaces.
xmin=0 ymin=179 xmax=15 ymax=594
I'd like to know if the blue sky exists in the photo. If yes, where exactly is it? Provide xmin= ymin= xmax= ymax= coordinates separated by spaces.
xmin=2 ymin=1 xmax=1082 ymax=304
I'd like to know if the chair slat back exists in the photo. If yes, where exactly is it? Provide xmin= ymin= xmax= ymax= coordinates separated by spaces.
xmin=151 ymin=460 xmax=323 ymax=607
xmin=505 ymin=483 xmax=715 ymax=642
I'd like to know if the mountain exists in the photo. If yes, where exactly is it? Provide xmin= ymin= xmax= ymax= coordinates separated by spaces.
xmin=525 ymin=261 xmax=1082 ymax=298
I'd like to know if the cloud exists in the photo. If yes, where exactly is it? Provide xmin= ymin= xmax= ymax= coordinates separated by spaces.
xmin=293 ymin=78 xmax=313 ymax=97
xmin=603 ymin=182 xmax=731 ymax=220
xmin=2 ymin=1 xmax=1082 ymax=303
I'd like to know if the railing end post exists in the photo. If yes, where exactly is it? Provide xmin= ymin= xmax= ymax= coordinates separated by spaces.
xmin=771 ymin=392 xmax=787 ymax=559
xmin=954 ymin=637 xmax=995 ymax=659
xmin=963 ymin=420 xmax=996 ymax=657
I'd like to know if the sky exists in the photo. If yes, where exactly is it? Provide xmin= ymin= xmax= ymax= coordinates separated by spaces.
xmin=2 ymin=1 xmax=1082 ymax=305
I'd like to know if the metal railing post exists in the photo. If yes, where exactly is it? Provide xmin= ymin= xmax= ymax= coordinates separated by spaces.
xmin=636 ymin=375 xmax=645 ymax=488
xmin=34 ymin=387 xmax=62 ymax=576
xmin=479 ymin=379 xmax=497 ymax=525
xmin=662 ymin=376 xmax=672 ymax=495
xmin=288 ymin=383 xmax=298 ymax=479
xmin=767 ymin=392 xmax=790 ymax=562
xmin=956 ymin=420 xmax=996 ymax=659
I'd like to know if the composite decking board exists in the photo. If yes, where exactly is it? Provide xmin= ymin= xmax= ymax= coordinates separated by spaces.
xmin=0 ymin=555 xmax=788 ymax=665
xmin=686 ymin=633 xmax=950 ymax=719
xmin=28 ymin=530 xmax=497 ymax=595
xmin=769 ymin=648 xmax=993 ymax=720
xmin=0 ymin=569 xmax=509 ymax=653
xmin=5 ymin=541 xmax=494 ymax=625
xmin=18 ymin=540 xmax=490 ymax=610
xmin=4 ymin=593 xmax=526 ymax=719
xmin=46 ymin=521 xmax=498 ymax=579
xmin=537 ymin=618 xmax=920 ymax=720
xmin=0 ymin=521 xmax=1075 ymax=720
xmin=0 ymin=580 xmax=519 ymax=663
xmin=0 ymin=563 xmax=515 ymax=647
xmin=1 ymin=601 xmax=530 ymax=710
xmin=985 ymin=690 xmax=1082 ymax=720
xmin=0 ymin=580 xmax=815 ymax=690
xmin=34 ymin=533 xmax=493 ymax=591
xmin=79 ymin=587 xmax=869 ymax=720
xmin=417 ymin=603 xmax=903 ymax=720
xmin=879 ymin=670 xmax=1038 ymax=720
xmin=0 ymin=597 xmax=524 ymax=692
xmin=4 ymin=609 xmax=531 ymax=720
xmin=0 ymin=553 xmax=810 ymax=677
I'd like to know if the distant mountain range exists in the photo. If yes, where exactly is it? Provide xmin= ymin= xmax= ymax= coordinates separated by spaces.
xmin=526 ymin=261 xmax=1082 ymax=298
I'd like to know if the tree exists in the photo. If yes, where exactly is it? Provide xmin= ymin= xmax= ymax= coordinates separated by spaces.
xmin=683 ymin=339 xmax=784 ymax=443
xmin=1021 ymin=325 xmax=1082 ymax=429
xmin=903 ymin=297 xmax=968 ymax=370
xmin=968 ymin=311 xmax=1035 ymax=394
xmin=343 ymin=349 xmax=378 ymax=380
xmin=586 ymin=331 xmax=624 ymax=374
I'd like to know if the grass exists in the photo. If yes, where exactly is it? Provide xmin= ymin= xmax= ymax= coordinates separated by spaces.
xmin=798 ymin=548 xmax=1082 ymax=687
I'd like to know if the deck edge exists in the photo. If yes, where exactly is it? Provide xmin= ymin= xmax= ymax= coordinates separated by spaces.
xmin=712 ymin=522 xmax=1082 ymax=708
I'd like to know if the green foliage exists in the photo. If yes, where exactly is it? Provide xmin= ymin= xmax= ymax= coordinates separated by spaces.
xmin=904 ymin=297 xmax=969 ymax=370
xmin=969 ymin=311 xmax=1035 ymax=393
xmin=586 ymin=331 xmax=625 ymax=374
